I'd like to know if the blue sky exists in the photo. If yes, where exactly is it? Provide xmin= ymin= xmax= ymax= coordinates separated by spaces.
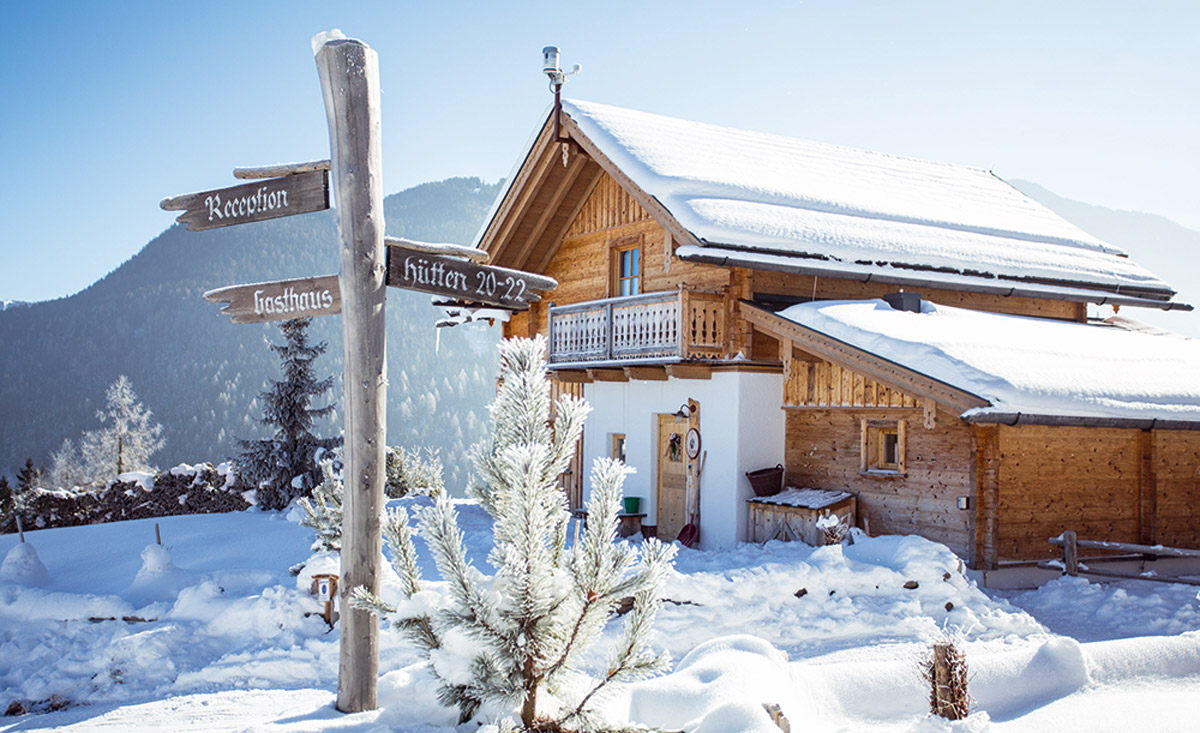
xmin=2 ymin=1 xmax=1197 ymax=303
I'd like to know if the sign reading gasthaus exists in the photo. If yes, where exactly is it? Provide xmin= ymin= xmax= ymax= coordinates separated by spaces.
xmin=203 ymin=274 xmax=341 ymax=324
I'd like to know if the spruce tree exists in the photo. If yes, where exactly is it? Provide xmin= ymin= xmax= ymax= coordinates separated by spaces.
xmin=239 ymin=318 xmax=342 ymax=510
xmin=353 ymin=337 xmax=675 ymax=731
xmin=16 ymin=458 xmax=41 ymax=493
xmin=0 ymin=475 xmax=13 ymax=521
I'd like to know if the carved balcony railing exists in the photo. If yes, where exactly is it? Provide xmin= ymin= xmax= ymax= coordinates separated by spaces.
xmin=547 ymin=288 xmax=727 ymax=365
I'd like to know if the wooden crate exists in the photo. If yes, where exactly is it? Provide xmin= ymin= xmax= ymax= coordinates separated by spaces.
xmin=748 ymin=488 xmax=857 ymax=546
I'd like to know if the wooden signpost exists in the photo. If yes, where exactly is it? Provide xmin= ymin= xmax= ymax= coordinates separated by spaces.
xmin=386 ymin=241 xmax=556 ymax=310
xmin=166 ymin=32 xmax=556 ymax=715
xmin=160 ymin=168 xmax=329 ymax=231
xmin=203 ymin=274 xmax=341 ymax=324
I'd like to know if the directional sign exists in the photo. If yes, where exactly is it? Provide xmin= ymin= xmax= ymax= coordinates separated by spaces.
xmin=386 ymin=243 xmax=557 ymax=310
xmin=160 ymin=169 xmax=329 ymax=231
xmin=203 ymin=274 xmax=341 ymax=324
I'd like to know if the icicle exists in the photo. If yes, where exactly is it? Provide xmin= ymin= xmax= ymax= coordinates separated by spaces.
xmin=435 ymin=325 xmax=442 ymax=355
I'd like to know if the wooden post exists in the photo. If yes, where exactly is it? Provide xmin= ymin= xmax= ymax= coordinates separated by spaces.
xmin=316 ymin=36 xmax=387 ymax=714
xmin=931 ymin=643 xmax=959 ymax=719
xmin=155 ymin=523 xmax=161 ymax=545
xmin=1062 ymin=530 xmax=1078 ymax=576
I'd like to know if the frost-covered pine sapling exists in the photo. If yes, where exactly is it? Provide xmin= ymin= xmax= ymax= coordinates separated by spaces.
xmin=297 ymin=459 xmax=343 ymax=553
xmin=352 ymin=337 xmax=676 ymax=731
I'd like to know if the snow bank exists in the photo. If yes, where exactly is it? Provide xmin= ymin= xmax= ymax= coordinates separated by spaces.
xmin=2 ymin=497 xmax=1198 ymax=730
xmin=626 ymin=635 xmax=803 ymax=731
xmin=1 ymin=542 xmax=50 ymax=586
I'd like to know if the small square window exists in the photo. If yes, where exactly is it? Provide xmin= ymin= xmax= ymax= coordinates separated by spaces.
xmin=611 ymin=433 xmax=626 ymax=463
xmin=861 ymin=419 xmax=906 ymax=474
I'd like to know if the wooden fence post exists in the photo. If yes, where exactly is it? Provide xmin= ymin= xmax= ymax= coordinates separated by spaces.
xmin=1062 ymin=530 xmax=1078 ymax=576
xmin=315 ymin=36 xmax=387 ymax=714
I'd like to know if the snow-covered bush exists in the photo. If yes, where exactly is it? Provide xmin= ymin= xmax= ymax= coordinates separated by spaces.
xmin=384 ymin=445 xmax=445 ymax=498
xmin=0 ymin=462 xmax=250 ymax=534
xmin=353 ymin=337 xmax=676 ymax=731
xmin=297 ymin=459 xmax=343 ymax=553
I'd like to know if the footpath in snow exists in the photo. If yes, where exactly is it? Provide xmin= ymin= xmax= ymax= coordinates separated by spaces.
xmin=2 ymin=498 xmax=1199 ymax=731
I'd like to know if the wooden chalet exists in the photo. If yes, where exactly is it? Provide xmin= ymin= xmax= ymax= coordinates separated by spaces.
xmin=473 ymin=99 xmax=1200 ymax=571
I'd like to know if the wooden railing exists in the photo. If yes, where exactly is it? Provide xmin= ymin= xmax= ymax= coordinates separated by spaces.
xmin=548 ymin=288 xmax=727 ymax=364
xmin=1038 ymin=530 xmax=1200 ymax=586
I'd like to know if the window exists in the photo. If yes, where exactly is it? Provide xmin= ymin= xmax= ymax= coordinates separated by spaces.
xmin=611 ymin=433 xmax=626 ymax=464
xmin=610 ymin=236 xmax=641 ymax=296
xmin=861 ymin=419 xmax=906 ymax=474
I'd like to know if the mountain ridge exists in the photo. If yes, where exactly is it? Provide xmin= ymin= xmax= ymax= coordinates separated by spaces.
xmin=0 ymin=177 xmax=503 ymax=485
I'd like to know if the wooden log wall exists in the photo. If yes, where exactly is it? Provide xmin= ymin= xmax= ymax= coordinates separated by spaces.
xmin=784 ymin=408 xmax=975 ymax=559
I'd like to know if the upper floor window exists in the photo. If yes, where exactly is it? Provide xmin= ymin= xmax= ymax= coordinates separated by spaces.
xmin=611 ymin=235 xmax=641 ymax=296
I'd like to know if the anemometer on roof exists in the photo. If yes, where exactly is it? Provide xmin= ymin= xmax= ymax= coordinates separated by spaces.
xmin=541 ymin=46 xmax=581 ymax=92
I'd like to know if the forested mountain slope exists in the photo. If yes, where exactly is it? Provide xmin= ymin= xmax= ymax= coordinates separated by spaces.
xmin=0 ymin=178 xmax=502 ymax=490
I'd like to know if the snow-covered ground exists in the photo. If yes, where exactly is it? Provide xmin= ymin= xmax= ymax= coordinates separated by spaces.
xmin=2 ymin=500 xmax=1198 ymax=731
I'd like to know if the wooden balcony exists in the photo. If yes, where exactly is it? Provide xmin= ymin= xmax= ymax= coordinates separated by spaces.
xmin=548 ymin=288 xmax=728 ymax=366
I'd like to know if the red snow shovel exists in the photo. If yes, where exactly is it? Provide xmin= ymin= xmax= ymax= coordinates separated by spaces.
xmin=678 ymin=450 xmax=705 ymax=547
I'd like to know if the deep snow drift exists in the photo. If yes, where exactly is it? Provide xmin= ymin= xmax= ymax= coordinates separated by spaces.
xmin=2 ymin=499 xmax=1198 ymax=731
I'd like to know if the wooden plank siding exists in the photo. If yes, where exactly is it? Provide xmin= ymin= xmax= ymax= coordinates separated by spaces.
xmin=1152 ymin=430 xmax=1200 ymax=549
xmin=784 ymin=408 xmax=975 ymax=558
xmin=989 ymin=425 xmax=1200 ymax=561
xmin=785 ymin=350 xmax=921 ymax=409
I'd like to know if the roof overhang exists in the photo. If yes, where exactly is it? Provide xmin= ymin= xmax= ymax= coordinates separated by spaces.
xmin=739 ymin=300 xmax=990 ymax=415
xmin=476 ymin=107 xmax=699 ymax=275
xmin=685 ymin=246 xmax=1192 ymax=312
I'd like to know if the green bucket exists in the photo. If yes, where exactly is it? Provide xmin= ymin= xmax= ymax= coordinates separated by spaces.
xmin=622 ymin=497 xmax=641 ymax=515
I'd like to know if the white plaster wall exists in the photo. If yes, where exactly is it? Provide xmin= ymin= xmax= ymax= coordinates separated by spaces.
xmin=580 ymin=371 xmax=785 ymax=550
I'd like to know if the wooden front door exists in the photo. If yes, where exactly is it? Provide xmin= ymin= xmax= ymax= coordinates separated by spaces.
xmin=656 ymin=414 xmax=688 ymax=541
xmin=551 ymin=379 xmax=585 ymax=511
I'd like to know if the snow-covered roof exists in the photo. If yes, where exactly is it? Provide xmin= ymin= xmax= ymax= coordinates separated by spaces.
xmin=560 ymin=100 xmax=1177 ymax=304
xmin=774 ymin=298 xmax=1200 ymax=426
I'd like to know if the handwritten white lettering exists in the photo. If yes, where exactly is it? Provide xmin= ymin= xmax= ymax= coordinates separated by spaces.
xmin=206 ymin=186 xmax=290 ymax=223
xmin=253 ymin=286 xmax=335 ymax=316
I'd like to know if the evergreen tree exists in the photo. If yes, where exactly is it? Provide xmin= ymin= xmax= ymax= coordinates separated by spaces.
xmin=353 ymin=337 xmax=675 ymax=730
xmin=239 ymin=318 xmax=342 ymax=510
xmin=79 ymin=376 xmax=164 ymax=484
xmin=16 ymin=457 xmax=41 ymax=493
xmin=0 ymin=475 xmax=13 ymax=520
xmin=385 ymin=445 xmax=445 ymax=498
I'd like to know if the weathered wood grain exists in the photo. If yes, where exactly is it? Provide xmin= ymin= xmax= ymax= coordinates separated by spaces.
xmin=160 ymin=169 xmax=329 ymax=230
xmin=317 ymin=36 xmax=385 ymax=714
xmin=203 ymin=274 xmax=340 ymax=324
xmin=232 ymin=159 xmax=331 ymax=179
xmin=387 ymin=243 xmax=556 ymax=310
